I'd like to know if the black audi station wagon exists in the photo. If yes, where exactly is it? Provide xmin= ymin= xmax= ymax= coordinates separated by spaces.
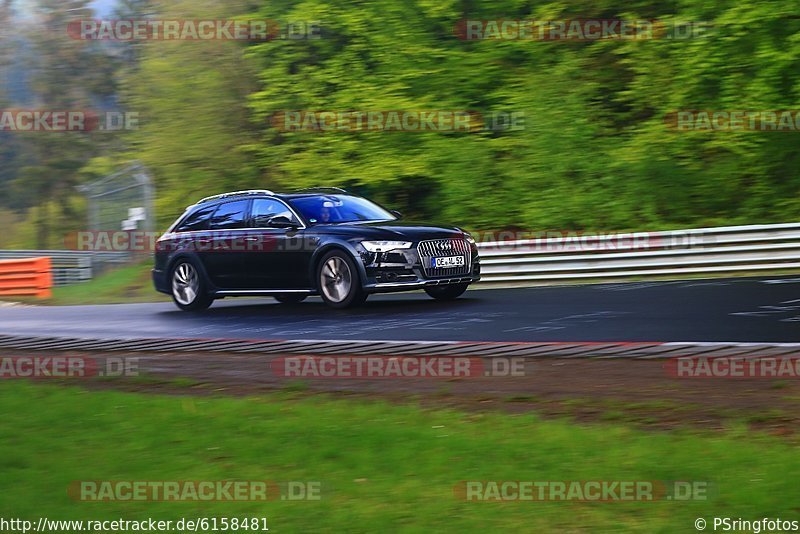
xmin=153 ymin=188 xmax=481 ymax=309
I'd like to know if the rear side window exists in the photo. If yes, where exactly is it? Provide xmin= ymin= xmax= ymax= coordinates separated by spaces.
xmin=175 ymin=205 xmax=215 ymax=232
xmin=251 ymin=198 xmax=297 ymax=227
xmin=209 ymin=200 xmax=249 ymax=230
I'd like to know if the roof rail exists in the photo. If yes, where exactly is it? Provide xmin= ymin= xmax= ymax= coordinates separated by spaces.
xmin=197 ymin=189 xmax=275 ymax=205
xmin=291 ymin=186 xmax=348 ymax=194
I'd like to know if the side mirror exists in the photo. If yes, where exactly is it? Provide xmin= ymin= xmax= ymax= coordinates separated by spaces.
xmin=390 ymin=210 xmax=403 ymax=219
xmin=268 ymin=216 xmax=299 ymax=229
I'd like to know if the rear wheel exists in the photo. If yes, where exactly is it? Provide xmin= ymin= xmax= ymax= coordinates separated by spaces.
xmin=424 ymin=283 xmax=469 ymax=301
xmin=317 ymin=251 xmax=367 ymax=308
xmin=274 ymin=295 xmax=307 ymax=304
xmin=171 ymin=260 xmax=213 ymax=311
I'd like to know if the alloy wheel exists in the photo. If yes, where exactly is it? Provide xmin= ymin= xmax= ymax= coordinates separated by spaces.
xmin=320 ymin=256 xmax=352 ymax=303
xmin=172 ymin=262 xmax=199 ymax=305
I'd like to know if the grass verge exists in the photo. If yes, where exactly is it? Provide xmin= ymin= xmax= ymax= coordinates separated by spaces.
xmin=46 ymin=262 xmax=166 ymax=305
xmin=0 ymin=382 xmax=797 ymax=532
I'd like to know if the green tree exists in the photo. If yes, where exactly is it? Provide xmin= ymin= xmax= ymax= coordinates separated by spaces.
xmin=120 ymin=0 xmax=261 ymax=226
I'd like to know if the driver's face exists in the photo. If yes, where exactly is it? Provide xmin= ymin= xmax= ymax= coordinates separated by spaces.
xmin=320 ymin=207 xmax=331 ymax=222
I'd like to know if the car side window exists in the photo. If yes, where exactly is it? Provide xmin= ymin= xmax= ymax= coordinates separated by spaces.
xmin=251 ymin=199 xmax=297 ymax=228
xmin=209 ymin=200 xmax=249 ymax=230
xmin=175 ymin=205 xmax=215 ymax=232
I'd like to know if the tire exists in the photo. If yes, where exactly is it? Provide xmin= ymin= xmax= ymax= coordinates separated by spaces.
xmin=317 ymin=250 xmax=367 ymax=309
xmin=274 ymin=295 xmax=308 ymax=304
xmin=424 ymin=283 xmax=469 ymax=301
xmin=170 ymin=259 xmax=213 ymax=311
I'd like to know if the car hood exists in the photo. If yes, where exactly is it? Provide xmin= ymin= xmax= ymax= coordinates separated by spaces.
xmin=313 ymin=220 xmax=465 ymax=241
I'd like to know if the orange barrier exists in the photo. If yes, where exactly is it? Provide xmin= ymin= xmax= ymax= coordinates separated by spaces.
xmin=0 ymin=257 xmax=53 ymax=299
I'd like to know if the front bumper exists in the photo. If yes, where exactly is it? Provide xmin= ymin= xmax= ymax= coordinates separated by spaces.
xmin=364 ymin=274 xmax=480 ymax=294
xmin=360 ymin=241 xmax=481 ymax=294
xmin=152 ymin=268 xmax=170 ymax=294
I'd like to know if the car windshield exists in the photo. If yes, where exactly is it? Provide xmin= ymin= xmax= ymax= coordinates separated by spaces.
xmin=288 ymin=195 xmax=396 ymax=224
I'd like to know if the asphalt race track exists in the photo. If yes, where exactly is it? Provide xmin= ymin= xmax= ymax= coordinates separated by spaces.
xmin=0 ymin=276 xmax=798 ymax=343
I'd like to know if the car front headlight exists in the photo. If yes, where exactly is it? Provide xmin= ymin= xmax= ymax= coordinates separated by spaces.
xmin=360 ymin=240 xmax=413 ymax=253
xmin=464 ymin=233 xmax=476 ymax=245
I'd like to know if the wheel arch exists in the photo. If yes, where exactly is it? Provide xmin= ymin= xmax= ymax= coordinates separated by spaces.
xmin=309 ymin=241 xmax=367 ymax=291
xmin=166 ymin=253 xmax=215 ymax=295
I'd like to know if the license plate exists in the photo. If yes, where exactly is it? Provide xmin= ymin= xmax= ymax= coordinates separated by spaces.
xmin=432 ymin=256 xmax=465 ymax=268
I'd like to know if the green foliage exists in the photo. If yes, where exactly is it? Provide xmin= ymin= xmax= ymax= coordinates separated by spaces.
xmin=3 ymin=0 xmax=800 ymax=234
xmin=1 ymin=0 xmax=120 ymax=246
xmin=119 ymin=0 xmax=262 ymax=227
xmin=242 ymin=0 xmax=800 ymax=229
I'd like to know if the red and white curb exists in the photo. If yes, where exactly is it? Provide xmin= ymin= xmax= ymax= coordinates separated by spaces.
xmin=0 ymin=334 xmax=797 ymax=359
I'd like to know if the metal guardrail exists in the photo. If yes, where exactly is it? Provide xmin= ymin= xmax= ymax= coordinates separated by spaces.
xmin=0 ymin=251 xmax=130 ymax=287
xmin=1 ymin=222 xmax=798 ymax=289
xmin=475 ymin=222 xmax=800 ymax=285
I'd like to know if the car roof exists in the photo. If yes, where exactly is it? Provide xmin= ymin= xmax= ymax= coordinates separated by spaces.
xmin=278 ymin=192 xmax=352 ymax=200
xmin=171 ymin=190 xmax=369 ymax=232
xmin=191 ymin=190 xmax=355 ymax=207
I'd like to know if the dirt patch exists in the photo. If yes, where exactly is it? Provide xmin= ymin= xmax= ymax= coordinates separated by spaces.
xmin=4 ymin=349 xmax=800 ymax=437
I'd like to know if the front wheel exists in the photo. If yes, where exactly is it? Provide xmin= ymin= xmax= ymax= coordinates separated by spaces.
xmin=424 ymin=283 xmax=469 ymax=301
xmin=317 ymin=251 xmax=367 ymax=309
xmin=170 ymin=260 xmax=213 ymax=311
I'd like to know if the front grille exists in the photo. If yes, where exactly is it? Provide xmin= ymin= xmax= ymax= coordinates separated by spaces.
xmin=418 ymin=239 xmax=472 ymax=278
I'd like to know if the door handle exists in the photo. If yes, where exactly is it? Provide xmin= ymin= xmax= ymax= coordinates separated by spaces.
xmin=244 ymin=237 xmax=260 ymax=242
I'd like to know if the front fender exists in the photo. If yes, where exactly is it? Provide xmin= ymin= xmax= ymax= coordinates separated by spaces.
xmin=308 ymin=239 xmax=368 ymax=289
